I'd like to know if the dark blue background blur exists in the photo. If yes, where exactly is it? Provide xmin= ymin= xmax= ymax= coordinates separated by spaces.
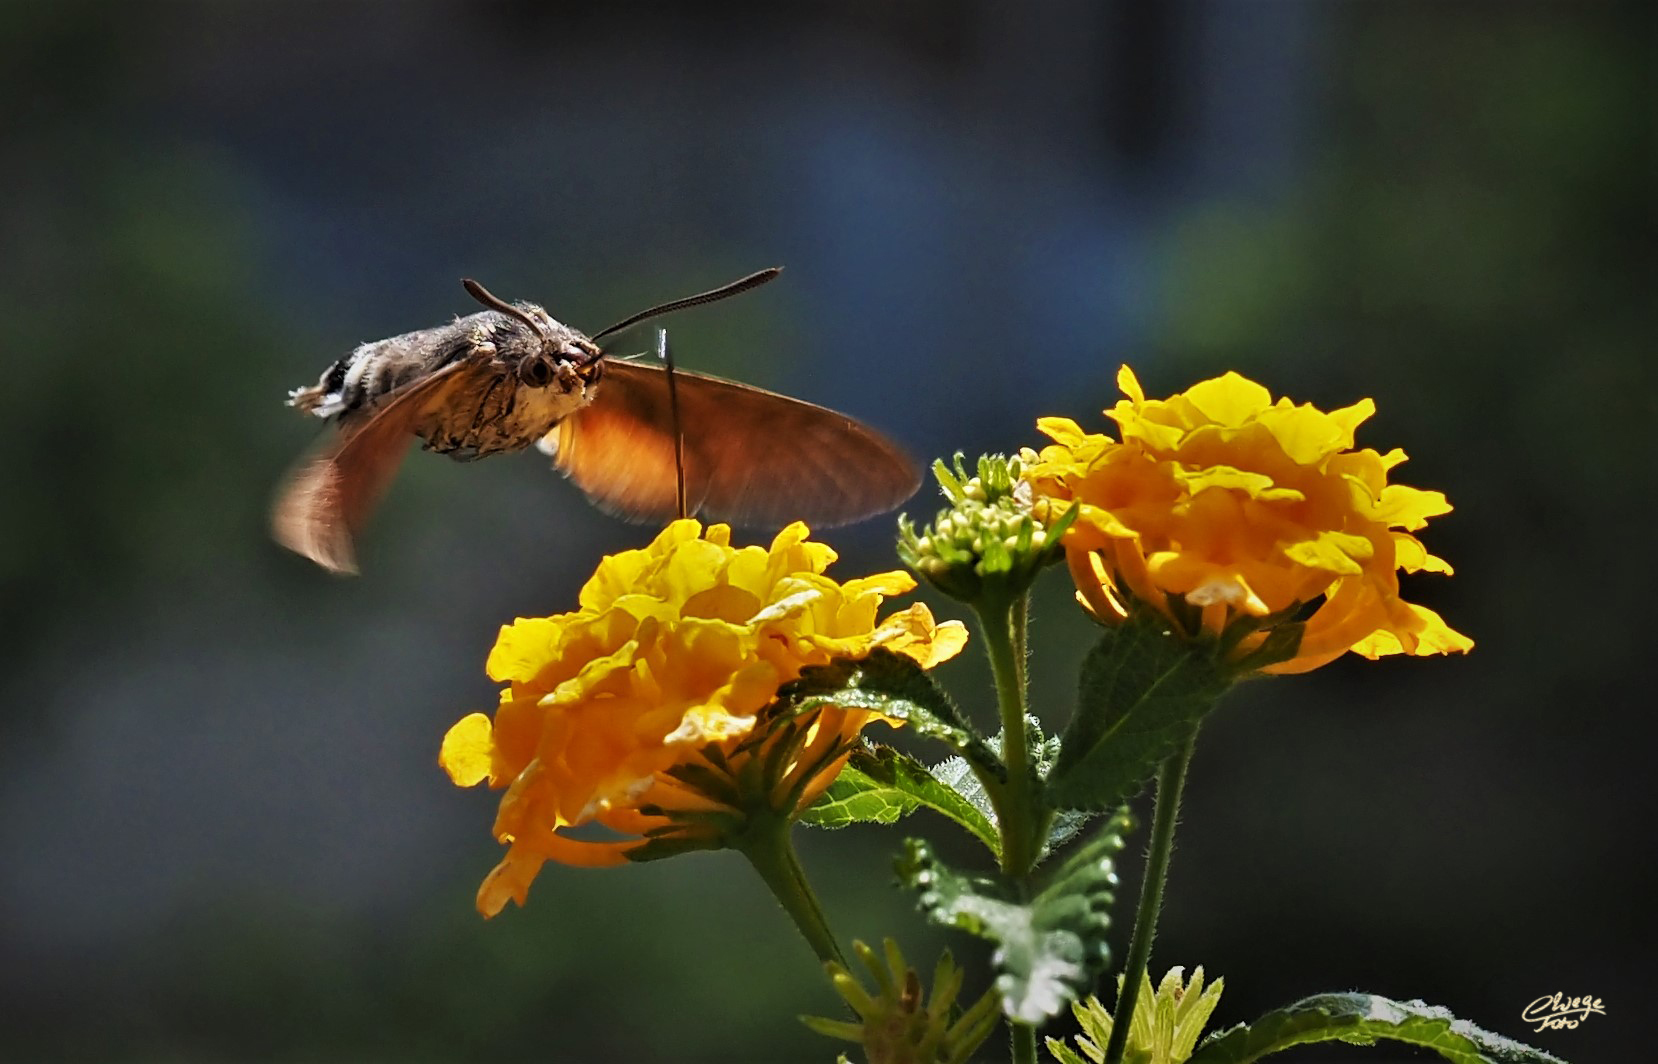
xmin=1 ymin=3 xmax=1647 ymax=1061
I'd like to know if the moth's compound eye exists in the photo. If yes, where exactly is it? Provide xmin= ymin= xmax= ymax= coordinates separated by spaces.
xmin=518 ymin=357 xmax=555 ymax=388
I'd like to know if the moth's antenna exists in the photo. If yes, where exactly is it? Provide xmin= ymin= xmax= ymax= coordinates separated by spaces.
xmin=658 ymin=327 xmax=688 ymax=520
xmin=461 ymin=278 xmax=548 ymax=339
xmin=593 ymin=267 xmax=783 ymax=343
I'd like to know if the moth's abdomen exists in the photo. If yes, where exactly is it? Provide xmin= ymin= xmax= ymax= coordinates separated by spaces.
xmin=289 ymin=317 xmax=484 ymax=421
xmin=287 ymin=357 xmax=352 ymax=418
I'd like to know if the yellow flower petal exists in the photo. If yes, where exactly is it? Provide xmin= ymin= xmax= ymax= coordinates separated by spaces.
xmin=1282 ymin=531 xmax=1374 ymax=576
xmin=1393 ymin=532 xmax=1454 ymax=575
xmin=439 ymin=713 xmax=494 ymax=787
xmin=1037 ymin=416 xmax=1093 ymax=448
xmin=1255 ymin=404 xmax=1362 ymax=464
xmin=871 ymin=603 xmax=970 ymax=669
xmin=1182 ymin=371 xmax=1274 ymax=427
xmin=1069 ymin=549 xmax=1128 ymax=623
xmin=476 ymin=845 xmax=546 ymax=917
xmin=1116 ymin=364 xmax=1146 ymax=403
xmin=1375 ymin=484 xmax=1453 ymax=530
xmin=1173 ymin=464 xmax=1305 ymax=503
xmin=1326 ymin=397 xmax=1376 ymax=440
xmin=485 ymin=617 xmax=566 ymax=684
xmin=842 ymin=571 xmax=919 ymax=598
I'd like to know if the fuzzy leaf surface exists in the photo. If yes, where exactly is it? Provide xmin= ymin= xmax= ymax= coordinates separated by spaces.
xmin=1046 ymin=615 xmax=1234 ymax=811
xmin=895 ymin=812 xmax=1131 ymax=1024
xmin=775 ymin=649 xmax=1000 ymax=776
xmin=801 ymin=745 xmax=1001 ymax=857
xmin=1189 ymin=993 xmax=1568 ymax=1064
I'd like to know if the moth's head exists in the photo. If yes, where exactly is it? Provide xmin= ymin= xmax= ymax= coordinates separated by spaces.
xmin=461 ymin=278 xmax=603 ymax=389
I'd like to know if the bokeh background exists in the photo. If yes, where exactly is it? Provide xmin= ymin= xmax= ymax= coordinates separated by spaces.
xmin=1 ymin=2 xmax=1648 ymax=1061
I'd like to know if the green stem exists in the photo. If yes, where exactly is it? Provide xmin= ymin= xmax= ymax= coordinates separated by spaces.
xmin=1102 ymin=729 xmax=1198 ymax=1064
xmin=739 ymin=819 xmax=845 ymax=967
xmin=1009 ymin=591 xmax=1030 ymax=695
xmin=978 ymin=593 xmax=1043 ymax=1064
xmin=1008 ymin=594 xmax=1056 ymax=856
xmin=977 ymin=593 xmax=1039 ymax=879
xmin=1011 ymin=1021 xmax=1037 ymax=1064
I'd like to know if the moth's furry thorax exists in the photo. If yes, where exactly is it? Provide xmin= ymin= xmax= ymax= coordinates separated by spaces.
xmin=287 ymin=305 xmax=604 ymax=458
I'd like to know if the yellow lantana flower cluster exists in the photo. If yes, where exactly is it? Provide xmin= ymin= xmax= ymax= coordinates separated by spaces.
xmin=1025 ymin=366 xmax=1473 ymax=674
xmin=440 ymin=519 xmax=967 ymax=916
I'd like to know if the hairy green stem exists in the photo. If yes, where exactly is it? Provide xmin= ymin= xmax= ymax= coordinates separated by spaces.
xmin=1009 ymin=592 xmax=1030 ymax=694
xmin=1010 ymin=1021 xmax=1037 ymax=1064
xmin=1008 ymin=594 xmax=1055 ymax=857
xmin=739 ymin=819 xmax=845 ymax=967
xmin=1102 ymin=729 xmax=1198 ymax=1064
xmin=978 ymin=594 xmax=1040 ymax=879
xmin=977 ymin=593 xmax=1044 ymax=1064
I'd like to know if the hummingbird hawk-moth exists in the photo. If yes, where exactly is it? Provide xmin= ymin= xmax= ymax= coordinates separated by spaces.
xmin=271 ymin=268 xmax=920 ymax=574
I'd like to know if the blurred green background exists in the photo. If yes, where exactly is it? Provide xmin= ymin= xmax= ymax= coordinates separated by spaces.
xmin=0 ymin=2 xmax=1647 ymax=1061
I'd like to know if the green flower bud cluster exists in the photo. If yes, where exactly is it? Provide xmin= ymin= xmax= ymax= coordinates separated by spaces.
xmin=801 ymin=939 xmax=1000 ymax=1064
xmin=897 ymin=452 xmax=1075 ymax=605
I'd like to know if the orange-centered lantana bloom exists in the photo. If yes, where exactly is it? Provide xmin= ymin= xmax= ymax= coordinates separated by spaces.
xmin=440 ymin=519 xmax=967 ymax=916
xmin=1025 ymin=366 xmax=1472 ymax=675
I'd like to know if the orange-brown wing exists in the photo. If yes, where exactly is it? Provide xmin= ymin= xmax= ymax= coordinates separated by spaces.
xmin=272 ymin=363 xmax=478 ymax=574
xmin=544 ymin=360 xmax=919 ymax=527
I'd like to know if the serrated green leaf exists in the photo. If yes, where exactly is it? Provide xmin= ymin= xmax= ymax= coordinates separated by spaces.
xmin=930 ymin=754 xmax=998 ymax=823
xmin=915 ymin=735 xmax=1094 ymax=861
xmin=801 ymin=745 xmax=1002 ymax=857
xmin=1029 ymin=729 xmax=1092 ymax=859
xmin=1044 ymin=809 xmax=1093 ymax=854
xmin=1188 ymin=992 xmax=1568 ymax=1064
xmin=775 ymin=649 xmax=1003 ymax=780
xmin=1044 ymin=1037 xmax=1091 ymax=1064
xmin=1050 ymin=969 xmax=1223 ymax=1064
xmin=1046 ymin=615 xmax=1235 ymax=811
xmin=914 ymin=747 xmax=1093 ymax=864
xmin=896 ymin=813 xmax=1132 ymax=1024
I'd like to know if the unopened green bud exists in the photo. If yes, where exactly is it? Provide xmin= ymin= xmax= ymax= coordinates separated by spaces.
xmin=896 ymin=452 xmax=1076 ymax=604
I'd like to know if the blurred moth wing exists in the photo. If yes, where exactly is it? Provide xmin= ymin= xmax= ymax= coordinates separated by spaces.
xmin=272 ymin=362 xmax=479 ymax=575
xmin=545 ymin=360 xmax=919 ymax=527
